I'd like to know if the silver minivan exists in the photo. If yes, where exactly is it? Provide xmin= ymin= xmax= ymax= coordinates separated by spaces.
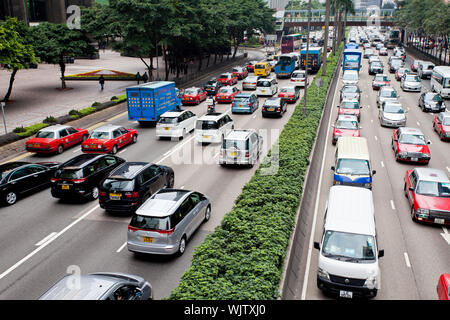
xmin=219 ymin=129 xmax=263 ymax=167
xmin=127 ymin=189 xmax=211 ymax=256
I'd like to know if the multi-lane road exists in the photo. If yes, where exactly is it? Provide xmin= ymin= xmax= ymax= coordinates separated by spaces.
xmin=0 ymin=49 xmax=315 ymax=300
xmin=301 ymin=46 xmax=450 ymax=299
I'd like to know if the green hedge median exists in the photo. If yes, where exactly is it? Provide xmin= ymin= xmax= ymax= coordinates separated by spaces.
xmin=169 ymin=44 xmax=344 ymax=300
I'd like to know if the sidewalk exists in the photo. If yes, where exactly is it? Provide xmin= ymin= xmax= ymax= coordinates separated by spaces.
xmin=0 ymin=49 xmax=246 ymax=132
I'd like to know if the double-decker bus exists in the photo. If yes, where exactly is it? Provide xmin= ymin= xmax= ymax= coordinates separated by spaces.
xmin=281 ymin=34 xmax=302 ymax=54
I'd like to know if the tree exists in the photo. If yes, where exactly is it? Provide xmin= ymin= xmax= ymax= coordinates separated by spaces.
xmin=322 ymin=0 xmax=331 ymax=76
xmin=31 ymin=22 xmax=96 ymax=89
xmin=0 ymin=18 xmax=38 ymax=103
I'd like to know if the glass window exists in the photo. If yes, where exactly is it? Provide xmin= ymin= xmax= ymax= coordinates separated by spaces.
xmin=335 ymin=120 xmax=359 ymax=129
xmin=55 ymin=169 xmax=83 ymax=179
xmin=27 ymin=165 xmax=45 ymax=174
xmin=416 ymin=181 xmax=450 ymax=197
xmin=336 ymin=159 xmax=371 ymax=175
xmin=102 ymin=179 xmax=134 ymax=191
xmin=10 ymin=168 xmax=30 ymax=181
xmin=104 ymin=156 xmax=117 ymax=166
xmin=398 ymin=134 xmax=426 ymax=145
xmin=189 ymin=192 xmax=201 ymax=207
xmin=222 ymin=139 xmax=248 ymax=150
xmin=113 ymin=130 xmax=122 ymax=138
xmin=66 ymin=127 xmax=78 ymax=135
xmin=322 ymin=231 xmax=376 ymax=262
xmin=130 ymin=214 xmax=171 ymax=231
xmin=59 ymin=129 xmax=69 ymax=138
xmin=119 ymin=128 xmax=129 ymax=135
xmin=341 ymin=101 xmax=359 ymax=109
xmin=35 ymin=131 xmax=55 ymax=139
xmin=196 ymin=120 xmax=218 ymax=130
xmin=90 ymin=131 xmax=110 ymax=139
xmin=158 ymin=117 xmax=178 ymax=124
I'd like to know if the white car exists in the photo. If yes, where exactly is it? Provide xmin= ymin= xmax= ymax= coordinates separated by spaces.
xmin=156 ymin=110 xmax=197 ymax=139
xmin=379 ymin=100 xmax=407 ymax=127
xmin=195 ymin=112 xmax=234 ymax=144
xmin=401 ymin=73 xmax=422 ymax=92
xmin=342 ymin=70 xmax=359 ymax=85
xmin=242 ymin=76 xmax=260 ymax=90
xmin=290 ymin=70 xmax=307 ymax=87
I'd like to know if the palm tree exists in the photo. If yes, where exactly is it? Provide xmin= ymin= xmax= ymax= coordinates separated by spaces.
xmin=322 ymin=0 xmax=331 ymax=75
xmin=341 ymin=0 xmax=355 ymax=44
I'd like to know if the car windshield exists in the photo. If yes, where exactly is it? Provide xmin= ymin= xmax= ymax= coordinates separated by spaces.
xmin=35 ymin=131 xmax=55 ymax=139
xmin=184 ymin=89 xmax=197 ymax=95
xmin=398 ymin=68 xmax=409 ymax=73
xmin=341 ymin=101 xmax=359 ymax=109
xmin=222 ymin=139 xmax=247 ymax=150
xmin=391 ymin=60 xmax=402 ymax=66
xmin=371 ymin=62 xmax=381 ymax=67
xmin=399 ymin=133 xmax=426 ymax=145
xmin=322 ymin=231 xmax=376 ymax=262
xmin=425 ymin=94 xmax=443 ymax=102
xmin=384 ymin=104 xmax=404 ymax=113
xmin=342 ymin=86 xmax=358 ymax=93
xmin=264 ymin=99 xmax=281 ymax=106
xmin=196 ymin=120 xmax=218 ymax=130
xmin=102 ymin=179 xmax=135 ymax=191
xmin=54 ymin=169 xmax=83 ymax=179
xmin=280 ymin=88 xmax=295 ymax=93
xmin=405 ymin=75 xmax=420 ymax=82
xmin=130 ymin=214 xmax=171 ymax=231
xmin=254 ymin=64 xmax=265 ymax=69
xmin=343 ymin=73 xmax=358 ymax=80
xmin=443 ymin=117 xmax=450 ymax=126
xmin=205 ymin=80 xmax=216 ymax=86
xmin=218 ymin=87 xmax=232 ymax=93
xmin=158 ymin=117 xmax=178 ymax=124
xmin=219 ymin=74 xmax=229 ymax=78
xmin=336 ymin=120 xmax=358 ymax=129
xmin=90 ymin=131 xmax=110 ymax=139
xmin=375 ymin=75 xmax=388 ymax=81
xmin=232 ymin=68 xmax=242 ymax=73
xmin=233 ymin=97 xmax=249 ymax=103
xmin=257 ymin=81 xmax=271 ymax=87
xmin=444 ymin=78 xmax=450 ymax=89
xmin=292 ymin=73 xmax=305 ymax=79
xmin=416 ymin=181 xmax=450 ymax=197
xmin=336 ymin=158 xmax=370 ymax=175
xmin=381 ymin=89 xmax=397 ymax=98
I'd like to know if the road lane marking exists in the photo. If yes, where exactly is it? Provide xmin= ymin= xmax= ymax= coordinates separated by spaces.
xmin=374 ymin=135 xmax=378 ymax=141
xmin=446 ymin=167 xmax=450 ymax=174
xmin=156 ymin=135 xmax=195 ymax=165
xmin=0 ymin=204 xmax=99 ymax=281
xmin=35 ymin=232 xmax=58 ymax=247
xmin=301 ymin=69 xmax=337 ymax=300
xmin=381 ymin=161 xmax=385 ymax=168
xmin=118 ymin=148 xmax=127 ymax=155
xmin=252 ymin=114 xmax=257 ymax=119
xmin=106 ymin=111 xmax=128 ymax=123
xmin=441 ymin=227 xmax=450 ymax=246
xmin=404 ymin=252 xmax=411 ymax=268
xmin=116 ymin=242 xmax=127 ymax=253
xmin=416 ymin=121 xmax=421 ymax=126
xmin=390 ymin=200 xmax=396 ymax=210
xmin=87 ymin=121 xmax=106 ymax=131
xmin=0 ymin=152 xmax=31 ymax=165
xmin=73 ymin=147 xmax=81 ymax=153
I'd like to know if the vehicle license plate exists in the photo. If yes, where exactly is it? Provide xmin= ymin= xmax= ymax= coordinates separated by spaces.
xmin=339 ymin=290 xmax=353 ymax=299
xmin=142 ymin=237 xmax=153 ymax=243
xmin=229 ymin=152 xmax=236 ymax=157
xmin=202 ymin=135 xmax=210 ymax=139
xmin=239 ymin=104 xmax=243 ymax=108
xmin=164 ymin=127 xmax=170 ymax=130
xmin=434 ymin=218 xmax=445 ymax=225
xmin=110 ymin=193 xmax=121 ymax=200
xmin=34 ymin=143 xmax=40 ymax=148
xmin=61 ymin=185 xmax=70 ymax=190
xmin=411 ymin=158 xmax=418 ymax=162
xmin=268 ymin=108 xmax=275 ymax=111
xmin=90 ymin=144 xmax=96 ymax=148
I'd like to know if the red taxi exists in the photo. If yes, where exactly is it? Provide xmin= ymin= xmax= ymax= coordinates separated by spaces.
xmin=217 ymin=72 xmax=238 ymax=86
xmin=372 ymin=74 xmax=390 ymax=90
xmin=181 ymin=87 xmax=207 ymax=105
xmin=246 ymin=61 xmax=258 ymax=72
xmin=82 ymin=125 xmax=138 ymax=154
xmin=392 ymin=127 xmax=431 ymax=164
xmin=26 ymin=125 xmax=89 ymax=154
xmin=404 ymin=168 xmax=450 ymax=225
xmin=433 ymin=111 xmax=450 ymax=141
xmin=331 ymin=114 xmax=360 ymax=145
xmin=278 ymin=86 xmax=300 ymax=103
xmin=215 ymin=86 xmax=241 ymax=103
xmin=231 ymin=66 xmax=248 ymax=80
xmin=437 ymin=274 xmax=450 ymax=300
xmin=337 ymin=99 xmax=362 ymax=121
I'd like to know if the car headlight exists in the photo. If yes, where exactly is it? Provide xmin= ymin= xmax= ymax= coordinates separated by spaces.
xmin=398 ymin=152 xmax=408 ymax=157
xmin=317 ymin=268 xmax=330 ymax=281
xmin=364 ymin=275 xmax=377 ymax=289
xmin=422 ymin=153 xmax=430 ymax=159
xmin=417 ymin=208 xmax=429 ymax=215
xmin=364 ymin=183 xmax=372 ymax=188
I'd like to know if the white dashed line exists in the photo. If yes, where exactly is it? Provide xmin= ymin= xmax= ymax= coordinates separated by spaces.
xmin=374 ymin=135 xmax=378 ymax=141
xmin=381 ymin=161 xmax=385 ymax=168
xmin=116 ymin=242 xmax=127 ymax=253
xmin=118 ymin=148 xmax=127 ymax=154
xmin=35 ymin=232 xmax=58 ymax=247
xmin=416 ymin=121 xmax=421 ymax=126
xmin=404 ymin=252 xmax=411 ymax=268
xmin=390 ymin=200 xmax=396 ymax=210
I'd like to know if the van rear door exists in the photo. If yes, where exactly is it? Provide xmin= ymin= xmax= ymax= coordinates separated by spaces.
xmin=127 ymin=89 xmax=142 ymax=120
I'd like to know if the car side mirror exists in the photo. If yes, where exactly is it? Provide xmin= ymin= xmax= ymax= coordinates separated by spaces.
xmin=314 ymin=242 xmax=320 ymax=250
xmin=331 ymin=166 xmax=335 ymax=171
xmin=409 ymin=187 xmax=414 ymax=191
xmin=378 ymin=249 xmax=385 ymax=258
xmin=372 ymin=170 xmax=376 ymax=175
xmin=427 ymin=140 xmax=431 ymax=145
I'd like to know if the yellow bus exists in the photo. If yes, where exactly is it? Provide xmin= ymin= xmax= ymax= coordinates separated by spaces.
xmin=254 ymin=62 xmax=271 ymax=77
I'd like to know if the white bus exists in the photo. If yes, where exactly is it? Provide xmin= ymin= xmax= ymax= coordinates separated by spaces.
xmin=431 ymin=66 xmax=450 ymax=99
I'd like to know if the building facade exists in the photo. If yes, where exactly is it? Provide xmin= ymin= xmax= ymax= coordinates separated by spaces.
xmin=1 ymin=0 xmax=94 ymax=24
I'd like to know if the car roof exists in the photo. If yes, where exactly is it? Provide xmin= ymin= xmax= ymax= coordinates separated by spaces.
xmin=136 ymin=189 xmax=191 ymax=217
xmin=224 ymin=129 xmax=255 ymax=140
xmin=61 ymin=153 xmax=107 ymax=169
xmin=336 ymin=136 xmax=369 ymax=160
xmin=38 ymin=124 xmax=72 ymax=132
xmin=234 ymin=93 xmax=253 ymax=98
xmin=414 ymin=168 xmax=450 ymax=183
xmin=440 ymin=111 xmax=450 ymax=118
xmin=160 ymin=110 xmax=188 ymax=117
xmin=197 ymin=112 xmax=228 ymax=121
xmin=325 ymin=186 xmax=375 ymax=236
xmin=398 ymin=127 xmax=424 ymax=135
xmin=92 ymin=124 xmax=122 ymax=132
xmin=108 ymin=162 xmax=151 ymax=179
xmin=336 ymin=114 xmax=358 ymax=121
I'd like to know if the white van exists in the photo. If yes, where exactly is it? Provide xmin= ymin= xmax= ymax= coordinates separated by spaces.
xmin=314 ymin=185 xmax=384 ymax=299
xmin=431 ymin=66 xmax=450 ymax=99
xmin=156 ymin=110 xmax=197 ymax=140
xmin=256 ymin=78 xmax=278 ymax=97
xmin=194 ymin=112 xmax=234 ymax=144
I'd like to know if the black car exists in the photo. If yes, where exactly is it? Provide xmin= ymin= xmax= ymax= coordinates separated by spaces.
xmin=51 ymin=154 xmax=125 ymax=201
xmin=369 ymin=61 xmax=384 ymax=75
xmin=0 ymin=161 xmax=61 ymax=206
xmin=203 ymin=78 xmax=224 ymax=96
xmin=418 ymin=92 xmax=446 ymax=113
xmin=99 ymin=162 xmax=174 ymax=213
xmin=262 ymin=97 xmax=287 ymax=117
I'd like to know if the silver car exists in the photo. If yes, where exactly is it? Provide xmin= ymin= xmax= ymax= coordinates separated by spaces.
xmin=379 ymin=100 xmax=407 ymax=127
xmin=401 ymin=73 xmax=422 ymax=92
xmin=377 ymin=86 xmax=399 ymax=108
xmin=127 ymin=189 xmax=211 ymax=256
xmin=39 ymin=272 xmax=153 ymax=300
xmin=418 ymin=61 xmax=435 ymax=79
xmin=219 ymin=129 xmax=263 ymax=167
xmin=242 ymin=75 xmax=260 ymax=90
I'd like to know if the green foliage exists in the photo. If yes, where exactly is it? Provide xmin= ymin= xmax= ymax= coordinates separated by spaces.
xmin=14 ymin=123 xmax=49 ymax=138
xmin=43 ymin=116 xmax=57 ymax=124
xmin=111 ymin=94 xmax=127 ymax=104
xmin=79 ymin=107 xmax=97 ymax=116
xmin=169 ymin=43 xmax=345 ymax=300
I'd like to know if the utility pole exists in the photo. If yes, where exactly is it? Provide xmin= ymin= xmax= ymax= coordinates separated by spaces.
xmin=303 ymin=0 xmax=312 ymax=116
xmin=1 ymin=102 xmax=7 ymax=134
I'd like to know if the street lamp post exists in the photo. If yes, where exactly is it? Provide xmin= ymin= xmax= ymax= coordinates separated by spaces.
xmin=1 ymin=101 xmax=7 ymax=134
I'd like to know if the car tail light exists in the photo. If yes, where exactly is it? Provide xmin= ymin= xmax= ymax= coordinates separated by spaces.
xmin=99 ymin=191 xmax=106 ymax=197
xmin=127 ymin=225 xmax=175 ymax=234
xmin=277 ymin=108 xmax=281 ymax=112
xmin=72 ymin=178 xmax=86 ymax=184
xmin=248 ymin=103 xmax=251 ymax=107
xmin=245 ymin=152 xmax=250 ymax=158
xmin=50 ymin=178 xmax=59 ymax=183
xmin=125 ymin=192 xmax=139 ymax=198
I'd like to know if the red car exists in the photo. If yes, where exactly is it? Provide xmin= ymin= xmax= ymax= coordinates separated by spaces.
xmin=26 ymin=124 xmax=89 ymax=154
xmin=433 ymin=111 xmax=450 ymax=141
xmin=395 ymin=68 xmax=410 ymax=81
xmin=372 ymin=74 xmax=390 ymax=90
xmin=404 ymin=167 xmax=450 ymax=225
xmin=181 ymin=87 xmax=207 ymax=105
xmin=332 ymin=114 xmax=360 ymax=145
xmin=215 ymin=86 xmax=241 ymax=103
xmin=278 ymin=86 xmax=300 ymax=103
xmin=337 ymin=100 xmax=362 ymax=121
xmin=392 ymin=127 xmax=431 ymax=164
xmin=82 ymin=125 xmax=138 ymax=154
xmin=246 ymin=61 xmax=258 ymax=73
xmin=231 ymin=66 xmax=248 ymax=80
xmin=217 ymin=72 xmax=238 ymax=86
xmin=437 ymin=274 xmax=450 ymax=300
xmin=411 ymin=60 xmax=422 ymax=72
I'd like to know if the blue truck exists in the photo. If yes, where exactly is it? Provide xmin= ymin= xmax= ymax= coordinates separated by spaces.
xmin=343 ymin=48 xmax=362 ymax=72
xmin=275 ymin=54 xmax=297 ymax=78
xmin=126 ymin=81 xmax=181 ymax=125
xmin=300 ymin=47 xmax=323 ymax=73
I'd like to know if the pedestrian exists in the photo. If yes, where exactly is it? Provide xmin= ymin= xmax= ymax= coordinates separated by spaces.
xmin=99 ymin=75 xmax=105 ymax=90
xmin=136 ymin=72 xmax=141 ymax=84
xmin=142 ymin=72 xmax=148 ymax=83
